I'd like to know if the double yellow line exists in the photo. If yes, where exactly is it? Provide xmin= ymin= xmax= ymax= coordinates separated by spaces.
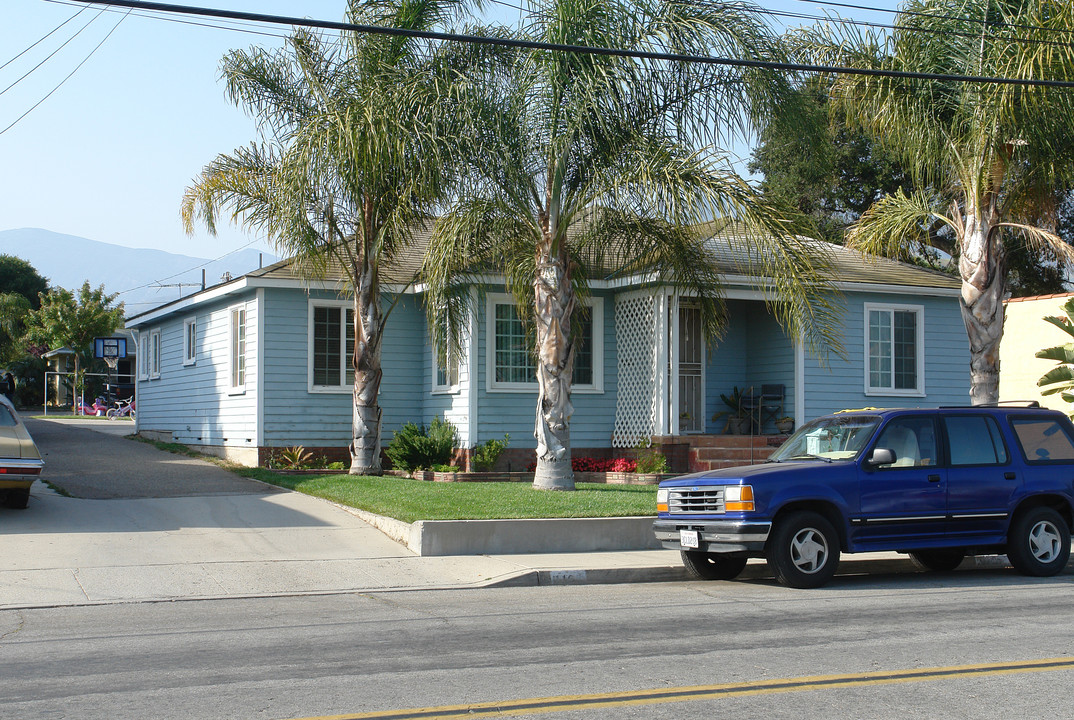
xmin=292 ymin=657 xmax=1074 ymax=720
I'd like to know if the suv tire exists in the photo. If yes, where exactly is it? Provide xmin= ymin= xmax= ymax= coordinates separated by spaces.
xmin=766 ymin=511 xmax=840 ymax=588
xmin=680 ymin=551 xmax=748 ymax=581
xmin=909 ymin=549 xmax=965 ymax=572
xmin=1007 ymin=506 xmax=1070 ymax=577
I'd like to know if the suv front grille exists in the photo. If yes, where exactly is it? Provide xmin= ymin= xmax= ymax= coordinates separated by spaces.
xmin=668 ymin=487 xmax=724 ymax=514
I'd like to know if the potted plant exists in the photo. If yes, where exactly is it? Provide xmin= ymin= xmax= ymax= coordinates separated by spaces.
xmin=776 ymin=416 xmax=795 ymax=434
xmin=713 ymin=386 xmax=753 ymax=434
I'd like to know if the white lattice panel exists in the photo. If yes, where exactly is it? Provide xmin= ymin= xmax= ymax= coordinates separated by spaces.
xmin=613 ymin=292 xmax=658 ymax=447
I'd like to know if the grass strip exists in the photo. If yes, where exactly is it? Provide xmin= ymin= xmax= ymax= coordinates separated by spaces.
xmin=133 ymin=435 xmax=656 ymax=522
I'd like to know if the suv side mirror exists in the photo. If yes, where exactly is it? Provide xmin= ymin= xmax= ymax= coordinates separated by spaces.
xmin=866 ymin=447 xmax=895 ymax=468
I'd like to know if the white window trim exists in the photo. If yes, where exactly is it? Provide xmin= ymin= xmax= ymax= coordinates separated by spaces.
xmin=148 ymin=328 xmax=161 ymax=380
xmin=431 ymin=332 xmax=462 ymax=395
xmin=137 ymin=331 xmax=149 ymax=381
xmin=229 ymin=305 xmax=247 ymax=395
xmin=863 ymin=302 xmax=925 ymax=397
xmin=307 ymin=299 xmax=353 ymax=394
xmin=485 ymin=293 xmax=604 ymax=394
xmin=183 ymin=317 xmax=197 ymax=366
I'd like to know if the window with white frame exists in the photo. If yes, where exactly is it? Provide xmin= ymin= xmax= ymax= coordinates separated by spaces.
xmin=433 ymin=340 xmax=461 ymax=393
xmin=310 ymin=302 xmax=355 ymax=390
xmin=149 ymin=329 xmax=161 ymax=379
xmin=865 ymin=303 xmax=923 ymax=395
xmin=183 ymin=318 xmax=197 ymax=366
xmin=138 ymin=331 xmax=149 ymax=380
xmin=229 ymin=306 xmax=246 ymax=392
xmin=486 ymin=294 xmax=603 ymax=392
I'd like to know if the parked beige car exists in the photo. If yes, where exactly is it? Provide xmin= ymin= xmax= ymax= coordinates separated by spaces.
xmin=0 ymin=395 xmax=43 ymax=509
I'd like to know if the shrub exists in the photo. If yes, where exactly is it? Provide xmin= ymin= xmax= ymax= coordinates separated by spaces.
xmin=272 ymin=446 xmax=313 ymax=470
xmin=385 ymin=416 xmax=460 ymax=471
xmin=571 ymin=456 xmax=637 ymax=473
xmin=635 ymin=443 xmax=668 ymax=474
xmin=471 ymin=434 xmax=510 ymax=472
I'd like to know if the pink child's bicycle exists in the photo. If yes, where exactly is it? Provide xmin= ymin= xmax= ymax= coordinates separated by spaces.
xmin=106 ymin=398 xmax=135 ymax=421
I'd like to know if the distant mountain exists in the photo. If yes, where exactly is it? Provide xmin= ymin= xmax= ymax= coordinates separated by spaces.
xmin=0 ymin=228 xmax=277 ymax=317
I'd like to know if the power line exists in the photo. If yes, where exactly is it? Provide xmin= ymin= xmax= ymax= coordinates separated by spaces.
xmin=0 ymin=7 xmax=131 ymax=136
xmin=63 ymin=0 xmax=1074 ymax=89
xmin=43 ymin=0 xmax=294 ymax=41
xmin=1 ymin=6 xmax=106 ymax=99
xmin=114 ymin=237 xmax=266 ymax=295
xmin=1 ymin=4 xmax=88 ymax=72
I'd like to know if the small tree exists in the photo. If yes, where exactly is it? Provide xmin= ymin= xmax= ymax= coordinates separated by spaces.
xmin=23 ymin=282 xmax=125 ymax=398
xmin=1036 ymin=298 xmax=1074 ymax=415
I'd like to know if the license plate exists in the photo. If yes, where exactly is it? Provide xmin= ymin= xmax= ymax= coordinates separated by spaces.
xmin=679 ymin=530 xmax=699 ymax=549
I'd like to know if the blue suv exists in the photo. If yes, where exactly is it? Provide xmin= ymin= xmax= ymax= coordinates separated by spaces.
xmin=654 ymin=404 xmax=1074 ymax=588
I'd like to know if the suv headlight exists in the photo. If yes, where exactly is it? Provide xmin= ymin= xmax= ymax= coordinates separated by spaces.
xmin=724 ymin=485 xmax=755 ymax=512
xmin=657 ymin=487 xmax=668 ymax=512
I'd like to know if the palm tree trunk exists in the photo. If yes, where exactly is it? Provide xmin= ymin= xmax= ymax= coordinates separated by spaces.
xmin=350 ymin=263 xmax=384 ymax=476
xmin=532 ymin=248 xmax=576 ymax=491
xmin=959 ymin=211 xmax=1005 ymax=406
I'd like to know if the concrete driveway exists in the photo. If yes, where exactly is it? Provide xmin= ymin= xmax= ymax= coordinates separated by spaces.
xmin=1 ymin=417 xmax=559 ymax=608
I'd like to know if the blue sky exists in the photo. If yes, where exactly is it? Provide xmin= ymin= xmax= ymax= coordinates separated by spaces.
xmin=1 ymin=0 xmax=899 ymax=264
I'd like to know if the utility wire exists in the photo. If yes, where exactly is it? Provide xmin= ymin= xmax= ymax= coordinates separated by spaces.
xmin=0 ymin=8 xmax=130 ymax=136
xmin=1 ymin=7 xmax=106 ymax=99
xmin=43 ymin=0 xmax=293 ymax=40
xmin=114 ymin=236 xmax=266 ymax=295
xmin=1 ymin=4 xmax=88 ymax=72
xmin=63 ymin=0 xmax=1074 ymax=89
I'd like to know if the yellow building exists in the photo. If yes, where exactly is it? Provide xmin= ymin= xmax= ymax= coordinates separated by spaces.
xmin=1000 ymin=293 xmax=1074 ymax=412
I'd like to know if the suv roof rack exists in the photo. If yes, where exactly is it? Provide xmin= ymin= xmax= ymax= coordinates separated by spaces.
xmin=938 ymin=400 xmax=1042 ymax=409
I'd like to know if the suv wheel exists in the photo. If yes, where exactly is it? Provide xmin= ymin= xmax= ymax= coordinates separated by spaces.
xmin=909 ymin=549 xmax=965 ymax=572
xmin=680 ymin=551 xmax=748 ymax=581
xmin=1007 ymin=507 xmax=1070 ymax=577
xmin=766 ymin=511 xmax=840 ymax=588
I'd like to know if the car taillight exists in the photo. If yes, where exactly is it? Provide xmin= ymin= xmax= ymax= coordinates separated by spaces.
xmin=0 ymin=466 xmax=41 ymax=475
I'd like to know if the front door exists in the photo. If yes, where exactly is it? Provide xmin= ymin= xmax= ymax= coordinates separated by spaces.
xmin=677 ymin=303 xmax=704 ymax=433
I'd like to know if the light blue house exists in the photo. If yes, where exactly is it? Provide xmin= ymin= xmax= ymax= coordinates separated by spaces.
xmin=125 ymin=234 xmax=970 ymax=468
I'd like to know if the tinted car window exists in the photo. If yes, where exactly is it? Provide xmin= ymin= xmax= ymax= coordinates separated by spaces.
xmin=0 ymin=405 xmax=16 ymax=427
xmin=944 ymin=415 xmax=1008 ymax=466
xmin=873 ymin=416 xmax=938 ymax=468
xmin=1011 ymin=418 xmax=1074 ymax=463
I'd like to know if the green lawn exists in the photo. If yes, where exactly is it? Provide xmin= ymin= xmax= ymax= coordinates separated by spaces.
xmin=237 ymin=468 xmax=657 ymax=523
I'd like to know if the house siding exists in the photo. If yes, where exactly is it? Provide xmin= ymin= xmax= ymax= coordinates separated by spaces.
xmin=473 ymin=289 xmax=617 ymax=450
xmin=133 ymin=293 xmax=259 ymax=454
xmin=259 ymin=288 xmax=425 ymax=448
xmin=802 ymin=292 xmax=970 ymax=417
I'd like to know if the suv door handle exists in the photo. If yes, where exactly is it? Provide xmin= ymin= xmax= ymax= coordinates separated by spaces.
xmin=1004 ymin=472 xmax=1016 ymax=480
xmin=928 ymin=474 xmax=941 ymax=483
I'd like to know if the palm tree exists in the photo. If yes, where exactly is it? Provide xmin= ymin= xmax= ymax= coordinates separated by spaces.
xmin=424 ymin=0 xmax=840 ymax=490
xmin=1037 ymin=297 xmax=1074 ymax=413
xmin=182 ymin=0 xmax=480 ymax=474
xmin=798 ymin=0 xmax=1074 ymax=405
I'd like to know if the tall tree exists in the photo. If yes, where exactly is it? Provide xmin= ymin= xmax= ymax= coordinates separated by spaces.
xmin=0 ymin=254 xmax=48 ymax=310
xmin=182 ymin=0 xmax=482 ymax=475
xmin=424 ymin=0 xmax=839 ymax=490
xmin=749 ymin=82 xmax=912 ymax=243
xmin=798 ymin=0 xmax=1074 ymax=404
xmin=23 ymin=282 xmax=125 ymax=390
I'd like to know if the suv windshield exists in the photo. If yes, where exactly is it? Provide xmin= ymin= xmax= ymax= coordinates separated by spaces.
xmin=769 ymin=414 xmax=881 ymax=462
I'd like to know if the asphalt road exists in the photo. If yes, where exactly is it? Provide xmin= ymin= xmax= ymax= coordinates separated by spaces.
xmin=2 ymin=570 xmax=1073 ymax=719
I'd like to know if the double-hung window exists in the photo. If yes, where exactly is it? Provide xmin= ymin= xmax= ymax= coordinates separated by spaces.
xmin=183 ymin=318 xmax=197 ymax=366
xmin=486 ymin=294 xmax=603 ymax=393
xmin=865 ymin=303 xmax=923 ymax=396
xmin=310 ymin=302 xmax=355 ymax=391
xmin=229 ymin=306 xmax=246 ymax=393
xmin=149 ymin=329 xmax=161 ymax=379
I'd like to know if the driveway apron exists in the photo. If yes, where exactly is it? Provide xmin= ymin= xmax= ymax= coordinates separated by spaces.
xmin=23 ymin=418 xmax=276 ymax=499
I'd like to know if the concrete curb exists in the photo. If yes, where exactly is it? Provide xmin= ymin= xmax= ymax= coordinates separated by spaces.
xmin=410 ymin=517 xmax=662 ymax=556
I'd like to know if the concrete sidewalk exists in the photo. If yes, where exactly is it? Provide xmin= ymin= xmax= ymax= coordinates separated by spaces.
xmin=0 ymin=416 xmax=949 ymax=610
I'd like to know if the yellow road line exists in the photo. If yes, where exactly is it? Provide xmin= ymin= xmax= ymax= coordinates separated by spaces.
xmin=288 ymin=656 xmax=1074 ymax=720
